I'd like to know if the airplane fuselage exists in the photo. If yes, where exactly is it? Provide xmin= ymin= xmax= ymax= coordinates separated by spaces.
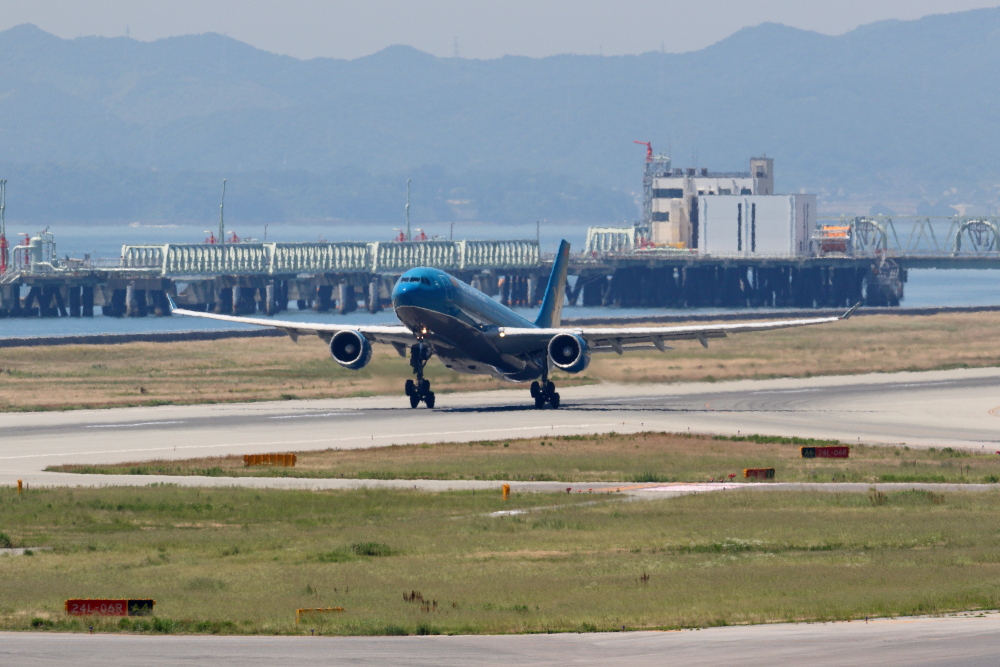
xmin=391 ymin=268 xmax=545 ymax=382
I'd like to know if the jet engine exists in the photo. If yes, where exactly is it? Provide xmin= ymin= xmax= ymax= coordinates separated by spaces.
xmin=547 ymin=333 xmax=590 ymax=373
xmin=329 ymin=330 xmax=372 ymax=370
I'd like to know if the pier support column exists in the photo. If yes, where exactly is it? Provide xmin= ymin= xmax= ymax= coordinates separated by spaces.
xmin=581 ymin=278 xmax=605 ymax=307
xmin=22 ymin=286 xmax=40 ymax=317
xmin=152 ymin=290 xmax=171 ymax=316
xmin=265 ymin=281 xmax=276 ymax=315
xmin=7 ymin=284 xmax=23 ymax=317
xmin=526 ymin=276 xmax=538 ymax=307
xmin=313 ymin=285 xmax=333 ymax=312
xmin=366 ymin=279 xmax=382 ymax=314
xmin=43 ymin=286 xmax=64 ymax=317
xmin=0 ymin=285 xmax=10 ymax=317
xmin=68 ymin=286 xmax=81 ymax=317
xmin=789 ymin=268 xmax=809 ymax=308
xmin=565 ymin=276 xmax=581 ymax=306
xmin=125 ymin=284 xmax=138 ymax=316
xmin=480 ymin=272 xmax=499 ymax=297
xmin=138 ymin=289 xmax=150 ymax=316
xmin=278 ymin=280 xmax=289 ymax=313
xmin=231 ymin=285 xmax=255 ymax=315
xmin=337 ymin=283 xmax=357 ymax=315
xmin=54 ymin=286 xmax=68 ymax=317
xmin=105 ymin=289 xmax=127 ymax=317
xmin=214 ymin=287 xmax=233 ymax=314
xmin=499 ymin=275 xmax=510 ymax=306
xmin=600 ymin=273 xmax=616 ymax=307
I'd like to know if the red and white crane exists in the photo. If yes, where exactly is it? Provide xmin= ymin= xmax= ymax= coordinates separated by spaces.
xmin=633 ymin=140 xmax=653 ymax=162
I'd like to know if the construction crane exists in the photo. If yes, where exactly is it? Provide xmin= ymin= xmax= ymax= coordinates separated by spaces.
xmin=633 ymin=141 xmax=653 ymax=162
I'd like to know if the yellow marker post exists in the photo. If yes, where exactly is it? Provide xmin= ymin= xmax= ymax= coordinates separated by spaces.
xmin=17 ymin=479 xmax=22 ymax=494
xmin=502 ymin=484 xmax=510 ymax=501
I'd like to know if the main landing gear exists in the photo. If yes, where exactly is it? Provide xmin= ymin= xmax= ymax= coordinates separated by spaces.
xmin=405 ymin=343 xmax=435 ymax=408
xmin=530 ymin=376 xmax=560 ymax=409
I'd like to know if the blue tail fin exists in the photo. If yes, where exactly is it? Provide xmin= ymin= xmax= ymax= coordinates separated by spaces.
xmin=534 ymin=240 xmax=570 ymax=328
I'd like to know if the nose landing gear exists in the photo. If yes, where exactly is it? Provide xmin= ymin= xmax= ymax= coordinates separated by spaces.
xmin=529 ymin=377 xmax=560 ymax=409
xmin=405 ymin=343 xmax=435 ymax=408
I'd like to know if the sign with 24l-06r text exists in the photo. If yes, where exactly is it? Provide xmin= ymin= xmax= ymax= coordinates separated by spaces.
xmin=65 ymin=599 xmax=155 ymax=616
xmin=800 ymin=446 xmax=850 ymax=459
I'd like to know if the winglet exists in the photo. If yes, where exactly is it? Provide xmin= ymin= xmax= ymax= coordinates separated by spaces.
xmin=840 ymin=302 xmax=861 ymax=320
xmin=166 ymin=292 xmax=179 ymax=313
xmin=534 ymin=240 xmax=571 ymax=328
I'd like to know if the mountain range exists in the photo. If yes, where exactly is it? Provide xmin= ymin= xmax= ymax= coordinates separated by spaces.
xmin=1 ymin=7 xmax=999 ymax=224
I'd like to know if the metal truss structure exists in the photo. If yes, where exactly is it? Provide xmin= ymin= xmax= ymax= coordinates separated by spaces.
xmin=845 ymin=216 xmax=1000 ymax=257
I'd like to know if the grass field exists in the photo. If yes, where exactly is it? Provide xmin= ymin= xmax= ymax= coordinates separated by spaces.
xmin=49 ymin=432 xmax=1000 ymax=485
xmin=3 ymin=484 xmax=1000 ymax=635
xmin=2 ymin=311 xmax=1000 ymax=411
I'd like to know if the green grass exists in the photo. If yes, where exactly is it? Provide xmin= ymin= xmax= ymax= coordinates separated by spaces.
xmin=4 ymin=484 xmax=1000 ymax=635
xmin=48 ymin=431 xmax=1000 ymax=485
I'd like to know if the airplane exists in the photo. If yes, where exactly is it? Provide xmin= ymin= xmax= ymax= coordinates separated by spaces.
xmin=169 ymin=240 xmax=859 ymax=409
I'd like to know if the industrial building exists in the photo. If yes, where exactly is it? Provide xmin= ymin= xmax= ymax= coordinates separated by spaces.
xmin=636 ymin=148 xmax=814 ymax=256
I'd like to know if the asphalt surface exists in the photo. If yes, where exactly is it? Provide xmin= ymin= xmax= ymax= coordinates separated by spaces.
xmin=2 ymin=366 xmax=999 ymax=489
xmin=5 ymin=612 xmax=1000 ymax=666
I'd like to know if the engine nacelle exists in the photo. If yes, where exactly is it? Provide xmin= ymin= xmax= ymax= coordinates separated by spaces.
xmin=329 ymin=330 xmax=372 ymax=370
xmin=547 ymin=333 xmax=590 ymax=373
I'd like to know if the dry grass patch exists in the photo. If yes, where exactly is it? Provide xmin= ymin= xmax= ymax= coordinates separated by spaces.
xmin=50 ymin=431 xmax=1000 ymax=485
xmin=3 ymin=311 xmax=1000 ymax=411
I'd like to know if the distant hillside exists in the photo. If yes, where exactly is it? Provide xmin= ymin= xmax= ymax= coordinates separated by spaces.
xmin=1 ymin=8 xmax=999 ymax=223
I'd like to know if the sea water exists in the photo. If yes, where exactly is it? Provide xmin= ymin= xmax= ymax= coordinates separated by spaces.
xmin=1 ymin=222 xmax=997 ymax=339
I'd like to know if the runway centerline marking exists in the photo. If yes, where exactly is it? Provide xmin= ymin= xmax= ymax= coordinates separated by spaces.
xmin=85 ymin=421 xmax=186 ymax=429
xmin=268 ymin=412 xmax=362 ymax=420
xmin=0 ymin=422 xmax=626 ymax=461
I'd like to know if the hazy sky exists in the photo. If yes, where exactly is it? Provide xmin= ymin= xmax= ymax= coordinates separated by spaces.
xmin=1 ymin=0 xmax=997 ymax=60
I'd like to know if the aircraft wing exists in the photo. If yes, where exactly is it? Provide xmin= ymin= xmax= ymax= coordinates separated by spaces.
xmin=170 ymin=308 xmax=417 ymax=347
xmin=497 ymin=303 xmax=860 ymax=354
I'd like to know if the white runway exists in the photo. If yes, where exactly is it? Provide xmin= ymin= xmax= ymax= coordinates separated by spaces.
xmin=5 ymin=612 xmax=1000 ymax=666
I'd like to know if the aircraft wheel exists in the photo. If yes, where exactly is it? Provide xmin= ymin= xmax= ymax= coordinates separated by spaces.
xmin=424 ymin=392 xmax=435 ymax=409
xmin=409 ymin=394 xmax=420 ymax=409
xmin=405 ymin=379 xmax=416 ymax=397
xmin=420 ymin=379 xmax=431 ymax=394
xmin=534 ymin=395 xmax=545 ymax=409
xmin=550 ymin=392 xmax=560 ymax=409
xmin=530 ymin=381 xmax=541 ymax=399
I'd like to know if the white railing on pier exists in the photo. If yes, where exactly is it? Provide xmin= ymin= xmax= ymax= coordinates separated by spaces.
xmin=118 ymin=239 xmax=541 ymax=277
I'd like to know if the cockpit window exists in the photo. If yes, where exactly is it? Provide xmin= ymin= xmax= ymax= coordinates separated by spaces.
xmin=421 ymin=277 xmax=431 ymax=285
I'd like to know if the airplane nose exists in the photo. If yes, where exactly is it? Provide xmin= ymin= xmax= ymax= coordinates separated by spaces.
xmin=391 ymin=280 xmax=420 ymax=306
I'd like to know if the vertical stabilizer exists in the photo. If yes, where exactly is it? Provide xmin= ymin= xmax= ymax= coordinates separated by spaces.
xmin=534 ymin=240 xmax=570 ymax=328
